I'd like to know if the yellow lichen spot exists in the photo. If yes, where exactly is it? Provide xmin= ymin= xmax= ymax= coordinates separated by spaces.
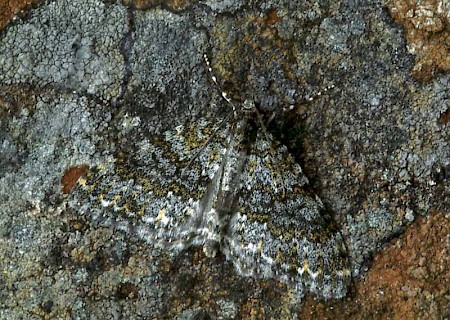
xmin=156 ymin=208 xmax=166 ymax=222
xmin=181 ymin=124 xmax=207 ymax=151
xmin=342 ymin=268 xmax=351 ymax=277
xmin=301 ymin=260 xmax=309 ymax=274
xmin=138 ymin=204 xmax=147 ymax=216
xmin=78 ymin=177 xmax=87 ymax=187
xmin=121 ymin=203 xmax=129 ymax=213
xmin=208 ymin=147 xmax=220 ymax=165
xmin=275 ymin=247 xmax=283 ymax=263
xmin=140 ymin=179 xmax=152 ymax=193
xmin=113 ymin=194 xmax=122 ymax=204
xmin=264 ymin=158 xmax=280 ymax=189
xmin=316 ymin=267 xmax=323 ymax=276
xmin=247 ymin=157 xmax=257 ymax=179
xmin=257 ymin=238 xmax=264 ymax=254
xmin=202 ymin=126 xmax=212 ymax=135
xmin=169 ymin=182 xmax=180 ymax=194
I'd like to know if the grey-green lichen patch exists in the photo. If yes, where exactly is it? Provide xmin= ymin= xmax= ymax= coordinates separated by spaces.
xmin=130 ymin=9 xmax=206 ymax=93
xmin=299 ymin=8 xmax=450 ymax=272
xmin=126 ymin=8 xmax=210 ymax=133
xmin=201 ymin=0 xmax=246 ymax=13
xmin=0 ymin=210 xmax=165 ymax=319
xmin=215 ymin=298 xmax=239 ymax=319
xmin=0 ymin=0 xmax=128 ymax=101
xmin=0 ymin=89 xmax=111 ymax=217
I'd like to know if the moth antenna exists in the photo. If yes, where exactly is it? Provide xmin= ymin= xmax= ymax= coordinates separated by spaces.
xmin=305 ymin=83 xmax=335 ymax=102
xmin=203 ymin=54 xmax=238 ymax=115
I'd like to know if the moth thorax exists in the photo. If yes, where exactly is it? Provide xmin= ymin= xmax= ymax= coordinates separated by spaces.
xmin=243 ymin=99 xmax=256 ymax=112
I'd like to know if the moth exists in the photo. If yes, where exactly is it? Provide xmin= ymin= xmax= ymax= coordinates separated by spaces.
xmin=70 ymin=54 xmax=350 ymax=299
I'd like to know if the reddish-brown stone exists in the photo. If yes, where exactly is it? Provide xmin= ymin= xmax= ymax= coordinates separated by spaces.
xmin=299 ymin=210 xmax=450 ymax=319
xmin=0 ymin=0 xmax=44 ymax=30
xmin=61 ymin=165 xmax=89 ymax=194
xmin=388 ymin=0 xmax=450 ymax=82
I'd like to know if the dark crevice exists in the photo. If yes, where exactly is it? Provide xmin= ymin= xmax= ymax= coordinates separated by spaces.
xmin=113 ymin=7 xmax=136 ymax=107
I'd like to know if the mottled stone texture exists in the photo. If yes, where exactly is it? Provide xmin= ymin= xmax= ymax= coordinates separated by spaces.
xmin=0 ymin=0 xmax=448 ymax=318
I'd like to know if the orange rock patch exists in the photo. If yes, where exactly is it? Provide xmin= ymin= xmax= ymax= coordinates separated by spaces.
xmin=299 ymin=210 xmax=450 ymax=319
xmin=388 ymin=0 xmax=450 ymax=82
xmin=0 ymin=0 xmax=44 ymax=30
xmin=61 ymin=165 xmax=89 ymax=194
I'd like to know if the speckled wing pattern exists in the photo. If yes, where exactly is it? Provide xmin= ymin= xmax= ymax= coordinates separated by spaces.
xmin=221 ymin=128 xmax=350 ymax=299
xmin=70 ymin=111 xmax=350 ymax=299
xmin=70 ymin=117 xmax=233 ymax=253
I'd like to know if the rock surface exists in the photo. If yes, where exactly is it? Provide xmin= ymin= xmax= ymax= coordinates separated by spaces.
xmin=0 ymin=0 xmax=449 ymax=318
